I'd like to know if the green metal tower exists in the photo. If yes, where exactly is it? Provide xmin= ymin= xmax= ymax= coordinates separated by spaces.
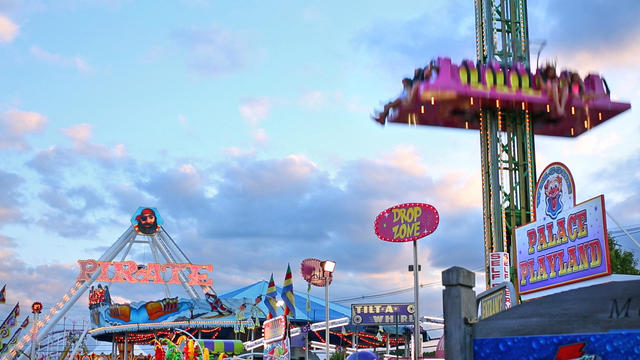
xmin=374 ymin=0 xmax=630 ymax=294
xmin=475 ymin=0 xmax=535 ymax=288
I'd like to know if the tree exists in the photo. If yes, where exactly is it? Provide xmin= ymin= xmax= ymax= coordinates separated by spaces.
xmin=608 ymin=233 xmax=640 ymax=275
xmin=329 ymin=350 xmax=346 ymax=360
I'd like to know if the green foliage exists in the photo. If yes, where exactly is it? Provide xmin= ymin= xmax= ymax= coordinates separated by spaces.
xmin=609 ymin=234 xmax=640 ymax=275
xmin=329 ymin=351 xmax=346 ymax=360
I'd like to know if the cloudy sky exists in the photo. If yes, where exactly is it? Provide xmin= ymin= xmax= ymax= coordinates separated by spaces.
xmin=0 ymin=0 xmax=639 ymax=328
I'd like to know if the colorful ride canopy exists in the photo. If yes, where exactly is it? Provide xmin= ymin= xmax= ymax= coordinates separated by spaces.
xmin=87 ymin=285 xmax=262 ymax=335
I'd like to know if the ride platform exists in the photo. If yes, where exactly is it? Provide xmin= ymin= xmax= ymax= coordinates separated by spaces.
xmin=383 ymin=57 xmax=631 ymax=137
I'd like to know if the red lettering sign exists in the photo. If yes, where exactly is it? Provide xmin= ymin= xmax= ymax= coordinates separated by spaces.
xmin=76 ymin=259 xmax=213 ymax=286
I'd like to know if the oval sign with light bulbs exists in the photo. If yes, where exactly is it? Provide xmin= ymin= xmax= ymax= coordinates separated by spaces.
xmin=374 ymin=203 xmax=439 ymax=242
xmin=300 ymin=258 xmax=331 ymax=287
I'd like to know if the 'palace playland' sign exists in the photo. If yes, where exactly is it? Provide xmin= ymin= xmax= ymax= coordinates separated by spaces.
xmin=515 ymin=162 xmax=611 ymax=295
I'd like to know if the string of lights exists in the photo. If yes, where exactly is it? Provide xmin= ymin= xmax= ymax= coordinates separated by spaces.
xmin=332 ymin=269 xmax=484 ymax=304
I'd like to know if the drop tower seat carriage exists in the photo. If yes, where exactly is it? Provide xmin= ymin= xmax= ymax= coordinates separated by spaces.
xmin=384 ymin=57 xmax=630 ymax=138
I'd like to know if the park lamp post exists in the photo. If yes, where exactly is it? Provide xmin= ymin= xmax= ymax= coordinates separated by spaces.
xmin=321 ymin=260 xmax=336 ymax=360
xmin=30 ymin=302 xmax=43 ymax=360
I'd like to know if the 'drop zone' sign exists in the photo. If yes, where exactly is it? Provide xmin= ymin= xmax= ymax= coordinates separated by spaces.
xmin=351 ymin=303 xmax=415 ymax=325
xmin=374 ymin=203 xmax=439 ymax=242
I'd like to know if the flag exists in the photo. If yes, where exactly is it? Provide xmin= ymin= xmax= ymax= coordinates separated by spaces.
xmin=281 ymin=264 xmax=296 ymax=318
xmin=0 ymin=303 xmax=19 ymax=340
xmin=0 ymin=326 xmax=21 ymax=355
xmin=265 ymin=274 xmax=278 ymax=319
xmin=19 ymin=317 xmax=28 ymax=329
xmin=6 ymin=327 xmax=20 ymax=346
xmin=0 ymin=285 xmax=5 ymax=304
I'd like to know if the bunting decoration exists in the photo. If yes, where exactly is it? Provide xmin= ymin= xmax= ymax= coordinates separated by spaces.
xmin=0 ymin=326 xmax=22 ymax=355
xmin=265 ymin=274 xmax=278 ymax=320
xmin=6 ymin=327 xmax=21 ymax=347
xmin=251 ymin=296 xmax=263 ymax=327
xmin=19 ymin=317 xmax=28 ymax=329
xmin=281 ymin=264 xmax=296 ymax=318
xmin=0 ymin=285 xmax=5 ymax=304
xmin=0 ymin=303 xmax=19 ymax=340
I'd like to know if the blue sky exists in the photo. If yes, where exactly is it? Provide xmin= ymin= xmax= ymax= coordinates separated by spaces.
xmin=0 ymin=0 xmax=639 ymax=325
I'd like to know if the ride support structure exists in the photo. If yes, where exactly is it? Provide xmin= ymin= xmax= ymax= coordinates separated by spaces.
xmin=5 ymin=226 xmax=213 ymax=360
xmin=374 ymin=0 xmax=631 ymax=291
xmin=475 ymin=0 xmax=535 ymax=288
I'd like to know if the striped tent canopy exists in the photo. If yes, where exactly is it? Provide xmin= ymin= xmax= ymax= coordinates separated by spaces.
xmin=199 ymin=339 xmax=244 ymax=355
xmin=219 ymin=281 xmax=350 ymax=323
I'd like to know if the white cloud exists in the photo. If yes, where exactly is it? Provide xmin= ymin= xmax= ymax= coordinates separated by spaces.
xmin=113 ymin=144 xmax=127 ymax=157
xmin=30 ymin=45 xmax=91 ymax=72
xmin=63 ymin=123 xmax=92 ymax=143
xmin=299 ymin=90 xmax=369 ymax=114
xmin=179 ymin=163 xmax=197 ymax=175
xmin=61 ymin=123 xmax=127 ymax=160
xmin=3 ymin=109 xmax=47 ymax=133
xmin=237 ymin=98 xmax=272 ymax=148
xmin=0 ymin=170 xmax=23 ymax=226
xmin=239 ymin=98 xmax=271 ymax=126
xmin=299 ymin=91 xmax=327 ymax=108
xmin=173 ymin=23 xmax=257 ymax=76
xmin=382 ymin=145 xmax=428 ymax=176
xmin=0 ymin=14 xmax=18 ymax=43
xmin=0 ymin=206 xmax=21 ymax=224
xmin=252 ymin=128 xmax=268 ymax=144
xmin=221 ymin=146 xmax=257 ymax=157
xmin=0 ymin=109 xmax=47 ymax=150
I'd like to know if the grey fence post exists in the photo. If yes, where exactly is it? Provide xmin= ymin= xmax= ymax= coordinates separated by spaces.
xmin=442 ymin=266 xmax=476 ymax=359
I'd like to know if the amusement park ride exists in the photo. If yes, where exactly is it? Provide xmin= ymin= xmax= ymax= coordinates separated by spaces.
xmin=2 ymin=1 xmax=634 ymax=360
xmin=4 ymin=208 xmax=225 ymax=360
xmin=373 ymin=0 xmax=630 ymax=289
xmin=5 ymin=209 xmax=352 ymax=360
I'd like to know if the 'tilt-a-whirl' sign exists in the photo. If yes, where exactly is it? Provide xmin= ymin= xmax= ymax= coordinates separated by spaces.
xmin=515 ymin=162 xmax=610 ymax=295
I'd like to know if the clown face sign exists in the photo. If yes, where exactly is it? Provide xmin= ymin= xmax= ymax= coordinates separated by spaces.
xmin=515 ymin=162 xmax=611 ymax=295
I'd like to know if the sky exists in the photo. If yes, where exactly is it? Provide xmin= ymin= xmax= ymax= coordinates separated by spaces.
xmin=0 ymin=0 xmax=639 ymax=332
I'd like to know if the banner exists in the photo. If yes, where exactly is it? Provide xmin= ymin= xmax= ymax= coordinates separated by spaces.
xmin=281 ymin=264 xmax=295 ymax=318
xmin=0 ymin=303 xmax=20 ymax=340
xmin=265 ymin=274 xmax=278 ymax=319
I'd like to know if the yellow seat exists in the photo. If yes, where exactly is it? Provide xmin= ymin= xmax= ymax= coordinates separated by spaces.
xmin=494 ymin=70 xmax=511 ymax=93
xmin=470 ymin=68 xmax=486 ymax=90
xmin=521 ymin=72 xmax=541 ymax=96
